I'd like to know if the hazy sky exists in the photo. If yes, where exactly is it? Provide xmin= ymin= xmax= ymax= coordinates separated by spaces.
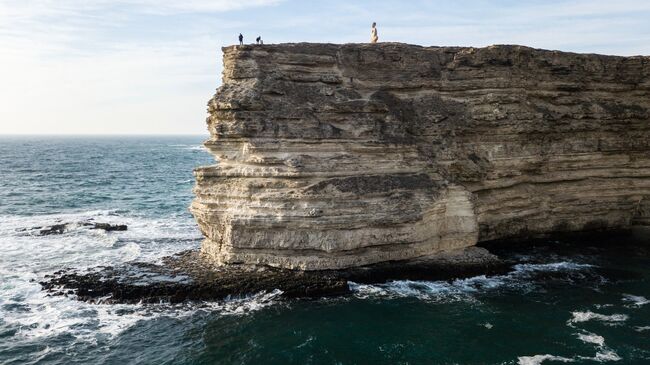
xmin=1 ymin=0 xmax=649 ymax=135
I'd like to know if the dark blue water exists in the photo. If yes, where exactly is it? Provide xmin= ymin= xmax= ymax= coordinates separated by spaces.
xmin=0 ymin=136 xmax=649 ymax=365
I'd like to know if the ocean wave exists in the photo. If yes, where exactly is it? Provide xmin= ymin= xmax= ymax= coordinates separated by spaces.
xmin=512 ymin=262 xmax=593 ymax=273
xmin=518 ymin=347 xmax=622 ymax=365
xmin=576 ymin=331 xmax=605 ymax=346
xmin=577 ymin=349 xmax=622 ymax=363
xmin=518 ymin=354 xmax=574 ymax=365
xmin=0 ymin=209 xmax=214 ymax=345
xmin=622 ymin=294 xmax=649 ymax=307
xmin=2 ymin=273 xmax=283 ymax=342
xmin=590 ymin=350 xmax=622 ymax=362
xmin=567 ymin=314 xmax=623 ymax=363
xmin=348 ymin=279 xmax=476 ymax=302
xmin=0 ymin=210 xmax=202 ymax=272
xmin=168 ymin=144 xmax=206 ymax=151
xmin=348 ymin=260 xmax=594 ymax=302
xmin=186 ymin=145 xmax=207 ymax=151
xmin=568 ymin=311 xmax=628 ymax=325
xmin=348 ymin=275 xmax=513 ymax=302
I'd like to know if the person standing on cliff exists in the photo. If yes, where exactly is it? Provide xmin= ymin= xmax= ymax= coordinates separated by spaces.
xmin=370 ymin=22 xmax=378 ymax=43
xmin=238 ymin=33 xmax=243 ymax=46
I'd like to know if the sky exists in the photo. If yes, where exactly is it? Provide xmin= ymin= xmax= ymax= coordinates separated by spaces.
xmin=1 ymin=0 xmax=649 ymax=135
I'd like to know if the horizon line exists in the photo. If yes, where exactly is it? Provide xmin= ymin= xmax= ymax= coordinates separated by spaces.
xmin=0 ymin=133 xmax=210 ymax=137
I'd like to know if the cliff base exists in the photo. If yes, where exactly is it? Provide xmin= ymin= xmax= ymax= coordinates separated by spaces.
xmin=40 ymin=246 xmax=504 ymax=304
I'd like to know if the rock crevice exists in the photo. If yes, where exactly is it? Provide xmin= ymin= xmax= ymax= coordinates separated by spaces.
xmin=191 ymin=43 xmax=650 ymax=270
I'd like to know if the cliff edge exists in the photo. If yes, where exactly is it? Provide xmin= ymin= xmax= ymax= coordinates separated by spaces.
xmin=191 ymin=43 xmax=650 ymax=270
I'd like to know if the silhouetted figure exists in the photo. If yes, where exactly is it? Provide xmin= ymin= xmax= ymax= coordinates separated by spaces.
xmin=256 ymin=36 xmax=261 ymax=44
xmin=238 ymin=33 xmax=243 ymax=46
xmin=370 ymin=22 xmax=378 ymax=43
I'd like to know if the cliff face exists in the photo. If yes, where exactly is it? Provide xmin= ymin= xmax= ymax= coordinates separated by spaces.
xmin=191 ymin=43 xmax=650 ymax=270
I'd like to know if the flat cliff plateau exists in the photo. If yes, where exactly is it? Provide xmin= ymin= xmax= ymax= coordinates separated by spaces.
xmin=191 ymin=42 xmax=650 ymax=271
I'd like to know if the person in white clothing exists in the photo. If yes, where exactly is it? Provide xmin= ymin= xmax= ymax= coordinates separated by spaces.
xmin=370 ymin=22 xmax=378 ymax=43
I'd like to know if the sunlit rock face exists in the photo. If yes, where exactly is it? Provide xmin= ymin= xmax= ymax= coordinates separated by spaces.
xmin=191 ymin=43 xmax=650 ymax=270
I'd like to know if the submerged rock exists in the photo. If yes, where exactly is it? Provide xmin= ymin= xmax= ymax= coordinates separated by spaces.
xmin=90 ymin=223 xmax=127 ymax=231
xmin=39 ymin=224 xmax=68 ymax=236
xmin=35 ymin=221 xmax=128 ymax=235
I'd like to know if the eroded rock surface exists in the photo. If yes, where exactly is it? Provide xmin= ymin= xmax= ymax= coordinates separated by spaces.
xmin=191 ymin=43 xmax=650 ymax=270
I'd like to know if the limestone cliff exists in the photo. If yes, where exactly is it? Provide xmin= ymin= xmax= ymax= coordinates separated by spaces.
xmin=191 ymin=43 xmax=650 ymax=270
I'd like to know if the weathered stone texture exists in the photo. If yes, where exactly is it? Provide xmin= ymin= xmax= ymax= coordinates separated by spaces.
xmin=191 ymin=43 xmax=650 ymax=270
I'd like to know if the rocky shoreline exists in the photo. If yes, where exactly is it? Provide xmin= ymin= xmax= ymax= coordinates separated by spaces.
xmin=40 ymin=246 xmax=507 ymax=304
xmin=16 ymin=220 xmax=128 ymax=236
xmin=39 ymin=228 xmax=650 ymax=304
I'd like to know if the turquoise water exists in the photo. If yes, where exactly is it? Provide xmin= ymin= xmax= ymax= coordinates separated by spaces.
xmin=0 ymin=136 xmax=649 ymax=365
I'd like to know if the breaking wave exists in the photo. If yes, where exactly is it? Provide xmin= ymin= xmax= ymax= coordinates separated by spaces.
xmin=2 ymin=271 xmax=283 ymax=342
xmin=568 ymin=311 xmax=628 ymax=326
xmin=349 ymin=261 xmax=594 ymax=302
xmin=518 ymin=354 xmax=574 ymax=365
xmin=0 ymin=210 xmax=284 ymax=344
xmin=169 ymin=144 xmax=206 ymax=151
xmin=622 ymin=294 xmax=649 ymax=307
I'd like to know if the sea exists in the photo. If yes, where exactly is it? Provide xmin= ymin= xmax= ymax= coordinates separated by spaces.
xmin=0 ymin=135 xmax=648 ymax=365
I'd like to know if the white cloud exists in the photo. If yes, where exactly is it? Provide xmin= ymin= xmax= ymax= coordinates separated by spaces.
xmin=0 ymin=0 xmax=648 ymax=134
xmin=0 ymin=39 xmax=219 ymax=134
xmin=124 ymin=0 xmax=285 ymax=13
xmin=0 ymin=0 xmax=284 ymax=17
xmin=0 ymin=0 xmax=272 ymax=134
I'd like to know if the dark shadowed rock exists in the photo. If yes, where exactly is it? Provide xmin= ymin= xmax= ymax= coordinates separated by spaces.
xmin=35 ymin=221 xmax=127 ymax=235
xmin=90 ymin=223 xmax=127 ymax=232
xmin=40 ymin=247 xmax=506 ymax=304
xmin=39 ymin=224 xmax=68 ymax=236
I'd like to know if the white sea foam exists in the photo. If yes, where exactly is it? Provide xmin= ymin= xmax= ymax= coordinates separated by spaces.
xmin=622 ymin=294 xmax=649 ymax=307
xmin=519 ymin=346 xmax=622 ymax=365
xmin=348 ymin=261 xmax=593 ymax=301
xmin=575 ymin=350 xmax=622 ymax=363
xmin=635 ymin=326 xmax=650 ymax=332
xmin=186 ymin=145 xmax=207 ymax=151
xmin=595 ymin=304 xmax=614 ymax=309
xmin=576 ymin=332 xmax=605 ymax=346
xmin=348 ymin=279 xmax=486 ymax=302
xmin=168 ymin=144 xmax=207 ymax=151
xmin=512 ymin=261 xmax=593 ymax=274
xmin=1 ymin=271 xmax=283 ymax=342
xmin=0 ymin=210 xmax=202 ymax=271
xmin=0 ymin=209 xmax=262 ymax=344
xmin=518 ymin=354 xmax=574 ymax=365
xmin=593 ymin=350 xmax=622 ymax=362
xmin=199 ymin=289 xmax=284 ymax=316
xmin=569 ymin=316 xmax=623 ymax=362
xmin=568 ymin=311 xmax=628 ymax=325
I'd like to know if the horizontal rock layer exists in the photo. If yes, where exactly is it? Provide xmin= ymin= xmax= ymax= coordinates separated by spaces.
xmin=191 ymin=43 xmax=650 ymax=270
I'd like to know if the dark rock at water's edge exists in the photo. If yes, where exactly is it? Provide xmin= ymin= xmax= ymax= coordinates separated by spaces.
xmin=40 ymin=247 xmax=507 ymax=304
xmin=33 ymin=221 xmax=128 ymax=236
xmin=90 ymin=223 xmax=127 ymax=232
xmin=39 ymin=224 xmax=68 ymax=235
xmin=39 ymin=229 xmax=650 ymax=304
